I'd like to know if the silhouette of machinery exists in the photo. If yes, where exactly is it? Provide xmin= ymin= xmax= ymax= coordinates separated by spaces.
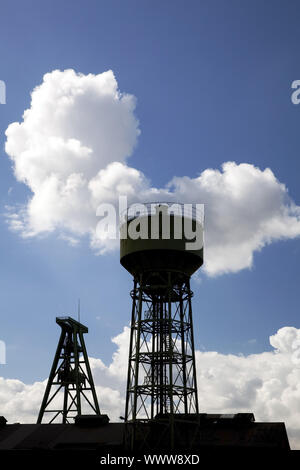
xmin=37 ymin=316 xmax=101 ymax=424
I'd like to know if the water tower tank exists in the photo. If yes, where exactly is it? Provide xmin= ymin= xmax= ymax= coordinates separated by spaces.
xmin=120 ymin=202 xmax=204 ymax=445
xmin=120 ymin=202 xmax=204 ymax=277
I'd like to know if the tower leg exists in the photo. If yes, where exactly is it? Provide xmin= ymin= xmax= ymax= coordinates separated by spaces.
xmin=37 ymin=329 xmax=66 ymax=424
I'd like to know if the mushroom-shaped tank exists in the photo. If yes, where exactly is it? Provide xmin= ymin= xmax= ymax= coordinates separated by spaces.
xmin=120 ymin=202 xmax=204 ymax=277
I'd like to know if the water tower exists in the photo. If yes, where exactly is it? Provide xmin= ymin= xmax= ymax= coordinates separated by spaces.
xmin=120 ymin=202 xmax=204 ymax=450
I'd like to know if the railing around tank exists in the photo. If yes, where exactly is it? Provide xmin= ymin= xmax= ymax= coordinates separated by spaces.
xmin=120 ymin=202 xmax=204 ymax=226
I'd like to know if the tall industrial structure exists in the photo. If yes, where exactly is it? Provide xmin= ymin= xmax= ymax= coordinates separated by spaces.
xmin=37 ymin=316 xmax=101 ymax=424
xmin=0 ymin=202 xmax=291 ymax=459
xmin=120 ymin=202 xmax=204 ymax=450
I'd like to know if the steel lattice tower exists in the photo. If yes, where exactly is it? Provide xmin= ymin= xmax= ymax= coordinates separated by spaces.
xmin=37 ymin=317 xmax=101 ymax=424
xmin=126 ymin=271 xmax=198 ymax=421
xmin=120 ymin=203 xmax=204 ymax=451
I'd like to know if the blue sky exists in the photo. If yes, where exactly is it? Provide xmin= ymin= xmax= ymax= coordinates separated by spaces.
xmin=1 ymin=0 xmax=300 ymax=390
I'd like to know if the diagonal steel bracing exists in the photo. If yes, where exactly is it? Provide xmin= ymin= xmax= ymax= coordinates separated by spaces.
xmin=37 ymin=316 xmax=101 ymax=424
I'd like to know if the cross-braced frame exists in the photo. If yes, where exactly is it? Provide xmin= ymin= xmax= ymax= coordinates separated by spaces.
xmin=37 ymin=317 xmax=100 ymax=424
xmin=125 ymin=270 xmax=199 ymax=448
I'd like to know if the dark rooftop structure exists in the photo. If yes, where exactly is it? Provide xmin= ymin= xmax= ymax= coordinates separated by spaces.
xmin=0 ymin=413 xmax=291 ymax=464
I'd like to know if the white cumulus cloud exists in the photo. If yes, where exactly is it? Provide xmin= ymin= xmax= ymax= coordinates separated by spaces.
xmin=4 ymin=69 xmax=300 ymax=276
xmin=1 ymin=326 xmax=300 ymax=449
xmin=166 ymin=162 xmax=300 ymax=275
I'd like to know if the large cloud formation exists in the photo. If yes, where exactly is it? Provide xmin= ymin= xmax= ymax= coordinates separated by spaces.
xmin=4 ymin=68 xmax=300 ymax=276
xmin=1 ymin=326 xmax=300 ymax=449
